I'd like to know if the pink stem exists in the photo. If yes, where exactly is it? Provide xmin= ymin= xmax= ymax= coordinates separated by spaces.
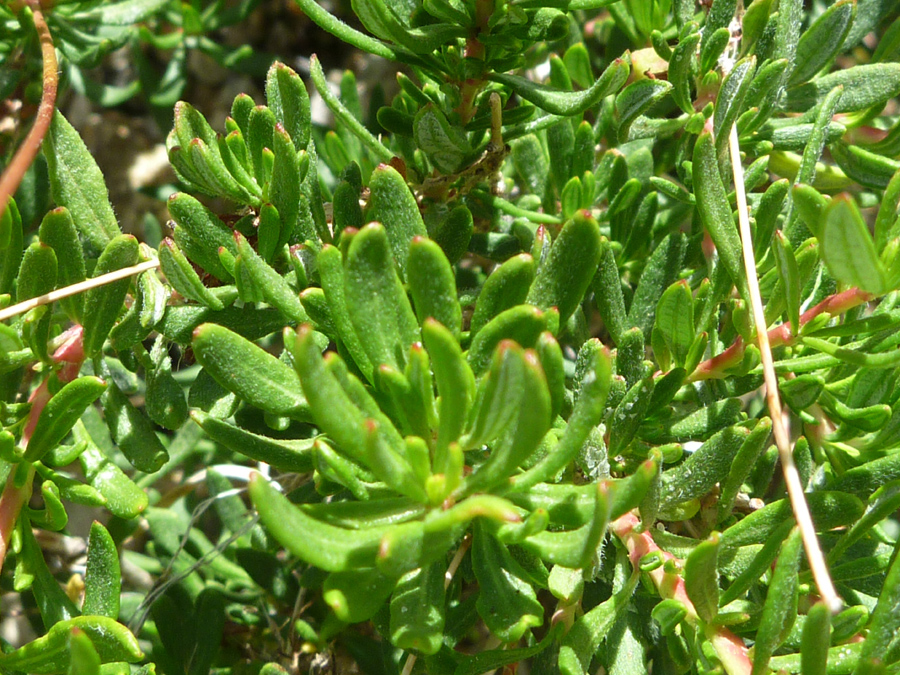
xmin=690 ymin=287 xmax=873 ymax=381
xmin=0 ymin=325 xmax=85 ymax=572
xmin=611 ymin=513 xmax=753 ymax=675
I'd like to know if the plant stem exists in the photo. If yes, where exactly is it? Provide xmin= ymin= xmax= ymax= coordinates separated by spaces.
xmin=727 ymin=123 xmax=841 ymax=614
xmin=0 ymin=0 xmax=58 ymax=223
xmin=0 ymin=325 xmax=85 ymax=572
xmin=689 ymin=286 xmax=872 ymax=381
xmin=0 ymin=259 xmax=161 ymax=322
xmin=611 ymin=513 xmax=752 ymax=675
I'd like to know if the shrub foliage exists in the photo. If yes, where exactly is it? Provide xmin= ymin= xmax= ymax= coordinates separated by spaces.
xmin=2 ymin=0 xmax=900 ymax=674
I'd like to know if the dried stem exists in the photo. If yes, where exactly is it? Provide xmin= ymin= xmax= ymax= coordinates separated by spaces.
xmin=0 ymin=0 xmax=58 ymax=223
xmin=727 ymin=124 xmax=841 ymax=613
xmin=0 ymin=259 xmax=161 ymax=323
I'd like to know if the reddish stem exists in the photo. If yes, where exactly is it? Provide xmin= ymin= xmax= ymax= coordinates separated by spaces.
xmin=0 ymin=326 xmax=85 ymax=573
xmin=690 ymin=287 xmax=873 ymax=381
xmin=0 ymin=0 xmax=58 ymax=223
xmin=612 ymin=513 xmax=752 ymax=675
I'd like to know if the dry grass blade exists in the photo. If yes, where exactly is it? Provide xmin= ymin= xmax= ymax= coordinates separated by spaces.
xmin=727 ymin=124 xmax=841 ymax=614
xmin=0 ymin=259 xmax=161 ymax=323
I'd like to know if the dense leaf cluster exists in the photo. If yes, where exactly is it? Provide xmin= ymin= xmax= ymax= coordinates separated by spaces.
xmin=2 ymin=0 xmax=900 ymax=674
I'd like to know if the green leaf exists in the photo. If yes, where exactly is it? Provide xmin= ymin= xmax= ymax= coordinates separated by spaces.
xmin=772 ymin=231 xmax=801 ymax=334
xmin=376 ymin=496 xmax=519 ymax=577
xmin=700 ymin=27 xmax=731 ymax=75
xmin=82 ymin=235 xmax=140 ymax=356
xmin=536 ymin=332 xmax=565 ymax=421
xmin=558 ymin=557 xmax=638 ymax=675
xmin=521 ymin=482 xmax=610 ymax=568
xmin=789 ymin=0 xmax=856 ymax=86
xmin=422 ymin=319 xmax=474 ymax=466
xmin=187 ymin=589 xmax=226 ymax=675
xmin=233 ymin=232 xmax=308 ymax=324
xmin=453 ymin=625 xmax=561 ymax=675
xmin=593 ymin=239 xmax=630 ymax=344
xmin=472 ymin=523 xmax=544 ymax=642
xmin=74 ymin=427 xmax=147 ymax=520
xmin=38 ymin=208 xmax=86 ymax=322
xmin=800 ymin=602 xmax=831 ymax=675
xmin=855 ymin=535 xmax=900 ymax=673
xmin=159 ymin=303 xmax=284 ymax=345
xmin=268 ymin=125 xmax=303 ymax=249
xmin=785 ymin=63 xmax=900 ymax=113
xmin=742 ymin=58 xmax=791 ymax=133
xmin=325 ymin=568 xmax=397 ymax=623
xmin=608 ymin=376 xmax=655 ymax=456
xmin=144 ymin=335 xmax=189 ymax=431
xmin=290 ymin=326 xmax=421 ymax=499
xmin=471 ymin=254 xmax=535 ymax=337
xmin=829 ymin=481 xmax=900 ymax=564
xmin=86 ymin=0 xmax=169 ymax=24
xmin=191 ymin=323 xmax=310 ymax=419
xmin=0 ymin=616 xmax=142 ymax=674
xmin=719 ymin=520 xmax=792 ymax=608
xmin=615 ymin=79 xmax=673 ymax=142
xmin=344 ymin=223 xmax=421 ymax=373
xmin=488 ymin=55 xmax=630 ymax=117
xmin=875 ymin=167 xmax=900 ymax=251
xmin=25 ymin=376 xmax=107 ymax=463
xmin=159 ymin=239 xmax=225 ymax=310
xmin=414 ymin=105 xmax=472 ymax=174
xmin=660 ymin=424 xmax=751 ymax=513
xmin=44 ymin=111 xmax=121 ymax=254
xmin=332 ymin=180 xmax=364 ymax=240
xmin=655 ymin=280 xmax=694 ymax=368
xmin=429 ymin=204 xmax=473 ymax=265
xmin=714 ymin=56 xmax=756 ymax=155
xmin=627 ymin=232 xmax=686 ymax=339
xmin=265 ymin=61 xmax=311 ymax=152
xmin=820 ymin=194 xmax=886 ymax=293
xmin=389 ymin=562 xmax=446 ymax=654
xmin=102 ymin=378 xmax=169 ymax=474
xmin=752 ymin=528 xmax=802 ymax=675
xmin=16 ymin=242 xmax=57 ymax=304
xmin=17 ymin=518 xmax=79 ymax=620
xmin=464 ymin=344 xmax=551 ymax=494
xmin=364 ymin=166 xmax=428 ymax=278
xmin=83 ymin=522 xmax=120 ymax=619
xmin=526 ymin=212 xmax=603 ymax=329
xmin=693 ymin=131 xmax=749 ymax=303
xmin=684 ymin=533 xmax=719 ymax=624
xmin=669 ymin=31 xmax=700 ymax=114
xmin=309 ymin=56 xmax=393 ymax=163
xmin=317 ymin=244 xmax=374 ymax=379
xmin=719 ymin=491 xmax=864 ymax=548
xmin=249 ymin=472 xmax=384 ymax=571
xmin=514 ymin=346 xmax=611 ymax=490
xmin=831 ymin=141 xmax=900 ymax=191
xmin=466 ymin=304 xmax=548 ymax=375
xmin=408 ymin=237 xmax=461 ymax=338
xmin=191 ymin=411 xmax=314 ymax=472
xmin=716 ymin=417 xmax=772 ymax=525
xmin=67 ymin=629 xmax=100 ymax=675
xmin=168 ymin=192 xmax=237 ymax=283
xmin=0 ymin=199 xmax=23 ymax=296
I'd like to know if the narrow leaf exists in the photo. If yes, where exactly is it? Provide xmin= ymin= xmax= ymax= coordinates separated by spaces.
xmin=44 ymin=111 xmax=121 ymax=253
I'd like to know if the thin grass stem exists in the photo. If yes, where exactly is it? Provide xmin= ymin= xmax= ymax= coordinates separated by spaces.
xmin=0 ymin=259 xmax=161 ymax=323
xmin=728 ymin=124 xmax=841 ymax=614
